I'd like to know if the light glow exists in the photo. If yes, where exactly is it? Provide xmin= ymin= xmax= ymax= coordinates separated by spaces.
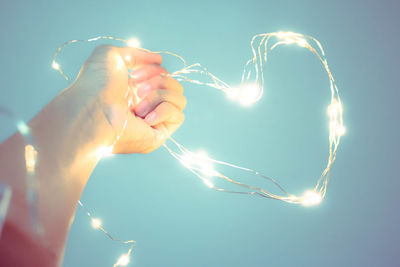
xmin=296 ymin=38 xmax=308 ymax=47
xmin=116 ymin=254 xmax=130 ymax=266
xmin=227 ymin=83 xmax=261 ymax=106
xmin=91 ymin=218 xmax=102 ymax=229
xmin=25 ymin=145 xmax=37 ymax=173
xmin=96 ymin=145 xmax=114 ymax=158
xmin=203 ymin=179 xmax=214 ymax=188
xmin=116 ymin=55 xmax=125 ymax=70
xmin=127 ymin=38 xmax=140 ymax=48
xmin=52 ymin=62 xmax=60 ymax=70
xmin=181 ymin=150 xmax=218 ymax=177
xmin=300 ymin=190 xmax=322 ymax=206
xmin=337 ymin=125 xmax=346 ymax=136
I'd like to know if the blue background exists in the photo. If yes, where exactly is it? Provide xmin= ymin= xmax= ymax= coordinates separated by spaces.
xmin=0 ymin=0 xmax=399 ymax=266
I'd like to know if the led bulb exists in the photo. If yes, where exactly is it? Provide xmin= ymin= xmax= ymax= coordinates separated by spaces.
xmin=328 ymin=101 xmax=342 ymax=117
xmin=296 ymin=38 xmax=308 ymax=47
xmin=91 ymin=218 xmax=102 ymax=229
xmin=300 ymin=190 xmax=322 ymax=206
xmin=127 ymin=38 xmax=140 ymax=48
xmin=116 ymin=254 xmax=130 ymax=266
xmin=337 ymin=125 xmax=346 ymax=136
xmin=196 ymin=151 xmax=218 ymax=177
xmin=227 ymin=83 xmax=261 ymax=106
xmin=52 ymin=62 xmax=60 ymax=70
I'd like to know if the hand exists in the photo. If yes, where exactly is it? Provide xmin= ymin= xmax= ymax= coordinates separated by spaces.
xmin=0 ymin=44 xmax=187 ymax=265
xmin=74 ymin=45 xmax=186 ymax=154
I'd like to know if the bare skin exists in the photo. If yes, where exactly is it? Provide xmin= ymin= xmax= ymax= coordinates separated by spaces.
xmin=0 ymin=45 xmax=186 ymax=266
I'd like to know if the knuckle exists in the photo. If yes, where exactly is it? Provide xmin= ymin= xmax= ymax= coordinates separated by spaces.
xmin=154 ymin=89 xmax=164 ymax=100
xmin=156 ymin=75 xmax=167 ymax=87
xmin=147 ymin=89 xmax=161 ymax=102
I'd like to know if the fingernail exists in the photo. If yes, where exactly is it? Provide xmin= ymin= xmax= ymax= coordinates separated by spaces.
xmin=137 ymin=82 xmax=152 ymax=98
xmin=145 ymin=111 xmax=157 ymax=124
xmin=135 ymin=100 xmax=150 ymax=117
xmin=131 ymin=68 xmax=147 ymax=82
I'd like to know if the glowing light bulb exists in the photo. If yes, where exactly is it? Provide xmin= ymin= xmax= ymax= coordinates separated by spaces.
xmin=337 ymin=125 xmax=346 ymax=136
xmin=25 ymin=145 xmax=37 ymax=173
xmin=330 ymin=121 xmax=346 ymax=136
xmin=296 ymin=38 xmax=308 ymax=47
xmin=328 ymin=103 xmax=338 ymax=117
xmin=91 ymin=218 xmax=102 ymax=229
xmin=330 ymin=121 xmax=338 ymax=131
xmin=181 ymin=151 xmax=218 ymax=177
xmin=127 ymin=38 xmax=140 ymax=48
xmin=327 ymin=101 xmax=342 ymax=117
xmin=276 ymin=31 xmax=286 ymax=39
xmin=196 ymin=151 xmax=218 ymax=177
xmin=276 ymin=31 xmax=296 ymax=39
xmin=300 ymin=190 xmax=322 ymax=206
xmin=96 ymin=146 xmax=114 ymax=158
xmin=203 ymin=179 xmax=214 ymax=188
xmin=181 ymin=152 xmax=196 ymax=168
xmin=227 ymin=83 xmax=261 ymax=106
xmin=286 ymin=195 xmax=297 ymax=203
xmin=52 ymin=62 xmax=60 ymax=70
xmin=116 ymin=254 xmax=130 ymax=266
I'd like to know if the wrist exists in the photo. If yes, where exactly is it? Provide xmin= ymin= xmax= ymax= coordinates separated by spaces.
xmin=24 ymin=83 xmax=116 ymax=252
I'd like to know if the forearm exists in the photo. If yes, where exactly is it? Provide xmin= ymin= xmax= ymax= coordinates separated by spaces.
xmin=0 ymin=83 xmax=114 ymax=264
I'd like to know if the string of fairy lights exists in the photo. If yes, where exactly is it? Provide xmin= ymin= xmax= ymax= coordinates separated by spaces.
xmin=1 ymin=31 xmax=344 ymax=265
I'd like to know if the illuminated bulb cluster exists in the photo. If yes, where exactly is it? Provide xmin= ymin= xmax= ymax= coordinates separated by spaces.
xmin=181 ymin=151 xmax=217 ymax=176
xmin=227 ymin=83 xmax=262 ymax=106
xmin=300 ymin=190 xmax=322 ymax=206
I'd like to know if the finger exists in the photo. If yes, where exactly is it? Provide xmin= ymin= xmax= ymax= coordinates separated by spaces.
xmin=116 ymin=47 xmax=162 ymax=68
xmin=129 ymin=64 xmax=168 ymax=84
xmin=144 ymin=102 xmax=185 ymax=128
xmin=135 ymin=75 xmax=184 ymax=99
xmin=134 ymin=89 xmax=187 ymax=118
